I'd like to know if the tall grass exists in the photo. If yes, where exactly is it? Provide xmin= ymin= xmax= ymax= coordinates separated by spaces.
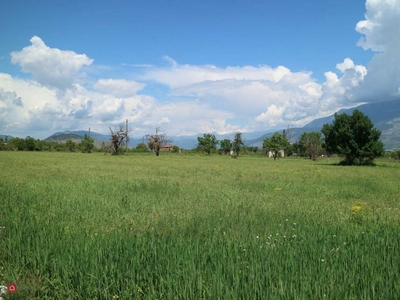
xmin=0 ymin=152 xmax=399 ymax=299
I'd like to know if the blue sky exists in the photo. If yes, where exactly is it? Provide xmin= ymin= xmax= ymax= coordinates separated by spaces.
xmin=1 ymin=0 xmax=399 ymax=139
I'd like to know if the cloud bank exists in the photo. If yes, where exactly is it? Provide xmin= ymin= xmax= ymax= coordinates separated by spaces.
xmin=1 ymin=0 xmax=400 ymax=140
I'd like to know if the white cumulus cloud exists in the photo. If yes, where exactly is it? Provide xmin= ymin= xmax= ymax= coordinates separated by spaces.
xmin=354 ymin=0 xmax=400 ymax=101
xmin=11 ymin=36 xmax=93 ymax=90
xmin=142 ymin=61 xmax=324 ymax=132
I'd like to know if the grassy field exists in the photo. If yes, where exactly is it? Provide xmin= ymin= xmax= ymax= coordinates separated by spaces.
xmin=0 ymin=151 xmax=399 ymax=299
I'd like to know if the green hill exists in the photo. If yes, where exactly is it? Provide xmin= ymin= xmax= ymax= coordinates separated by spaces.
xmin=44 ymin=132 xmax=83 ymax=142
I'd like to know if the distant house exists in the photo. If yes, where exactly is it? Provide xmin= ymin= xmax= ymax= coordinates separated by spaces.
xmin=160 ymin=144 xmax=182 ymax=152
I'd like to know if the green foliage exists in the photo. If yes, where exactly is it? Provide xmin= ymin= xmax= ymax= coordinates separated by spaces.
xmin=79 ymin=134 xmax=94 ymax=153
xmin=246 ymin=146 xmax=259 ymax=154
xmin=65 ymin=139 xmax=76 ymax=152
xmin=322 ymin=109 xmax=384 ymax=165
xmin=219 ymin=138 xmax=231 ymax=154
xmin=8 ymin=137 xmax=26 ymax=150
xmin=1 ymin=152 xmax=399 ymax=299
xmin=0 ymin=138 xmax=4 ymax=150
xmin=197 ymin=133 xmax=219 ymax=155
xmin=389 ymin=150 xmax=400 ymax=160
xmin=24 ymin=136 xmax=36 ymax=151
xmin=0 ymin=138 xmax=93 ymax=152
xmin=291 ymin=141 xmax=305 ymax=157
xmin=299 ymin=131 xmax=323 ymax=160
xmin=135 ymin=142 xmax=148 ymax=153
xmin=232 ymin=132 xmax=244 ymax=157
xmin=263 ymin=131 xmax=289 ymax=160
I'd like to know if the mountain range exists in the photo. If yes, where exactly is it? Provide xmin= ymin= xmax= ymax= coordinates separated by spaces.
xmin=3 ymin=99 xmax=400 ymax=150
xmin=246 ymin=99 xmax=400 ymax=150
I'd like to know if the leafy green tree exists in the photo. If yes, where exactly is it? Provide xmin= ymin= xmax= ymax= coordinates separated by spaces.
xmin=232 ymin=132 xmax=244 ymax=157
xmin=8 ymin=137 xmax=26 ymax=151
xmin=219 ymin=138 xmax=231 ymax=154
xmin=321 ymin=109 xmax=384 ymax=165
xmin=247 ymin=146 xmax=259 ymax=154
xmin=263 ymin=132 xmax=289 ymax=160
xmin=389 ymin=150 xmax=400 ymax=160
xmin=34 ymin=139 xmax=44 ymax=151
xmin=80 ymin=134 xmax=94 ymax=153
xmin=299 ymin=132 xmax=323 ymax=160
xmin=135 ymin=142 xmax=148 ymax=153
xmin=291 ymin=142 xmax=304 ymax=157
xmin=197 ymin=133 xmax=219 ymax=155
xmin=0 ymin=138 xmax=4 ymax=150
xmin=66 ymin=139 xmax=76 ymax=152
xmin=41 ymin=141 xmax=55 ymax=151
xmin=172 ymin=145 xmax=180 ymax=153
xmin=25 ymin=136 xmax=36 ymax=151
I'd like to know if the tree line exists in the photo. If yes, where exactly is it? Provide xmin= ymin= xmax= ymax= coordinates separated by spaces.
xmin=0 ymin=110 xmax=391 ymax=165
xmin=0 ymin=134 xmax=97 ymax=153
xmin=196 ymin=109 xmax=387 ymax=165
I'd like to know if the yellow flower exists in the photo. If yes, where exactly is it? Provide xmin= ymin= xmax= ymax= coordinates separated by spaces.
xmin=351 ymin=205 xmax=362 ymax=215
xmin=274 ymin=187 xmax=281 ymax=192
xmin=351 ymin=201 xmax=367 ymax=215
xmin=351 ymin=201 xmax=368 ymax=221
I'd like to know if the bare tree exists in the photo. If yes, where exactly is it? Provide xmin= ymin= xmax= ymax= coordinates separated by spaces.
xmin=145 ymin=127 xmax=170 ymax=156
xmin=107 ymin=124 xmax=129 ymax=155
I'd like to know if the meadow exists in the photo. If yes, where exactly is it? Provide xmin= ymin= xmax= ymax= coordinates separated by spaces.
xmin=0 ymin=151 xmax=399 ymax=299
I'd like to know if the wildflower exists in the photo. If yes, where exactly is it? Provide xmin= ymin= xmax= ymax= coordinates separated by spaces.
xmin=274 ymin=187 xmax=281 ymax=192
xmin=351 ymin=205 xmax=362 ymax=215
xmin=351 ymin=201 xmax=368 ymax=216
xmin=321 ymin=259 xmax=325 ymax=262
xmin=8 ymin=283 xmax=17 ymax=293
